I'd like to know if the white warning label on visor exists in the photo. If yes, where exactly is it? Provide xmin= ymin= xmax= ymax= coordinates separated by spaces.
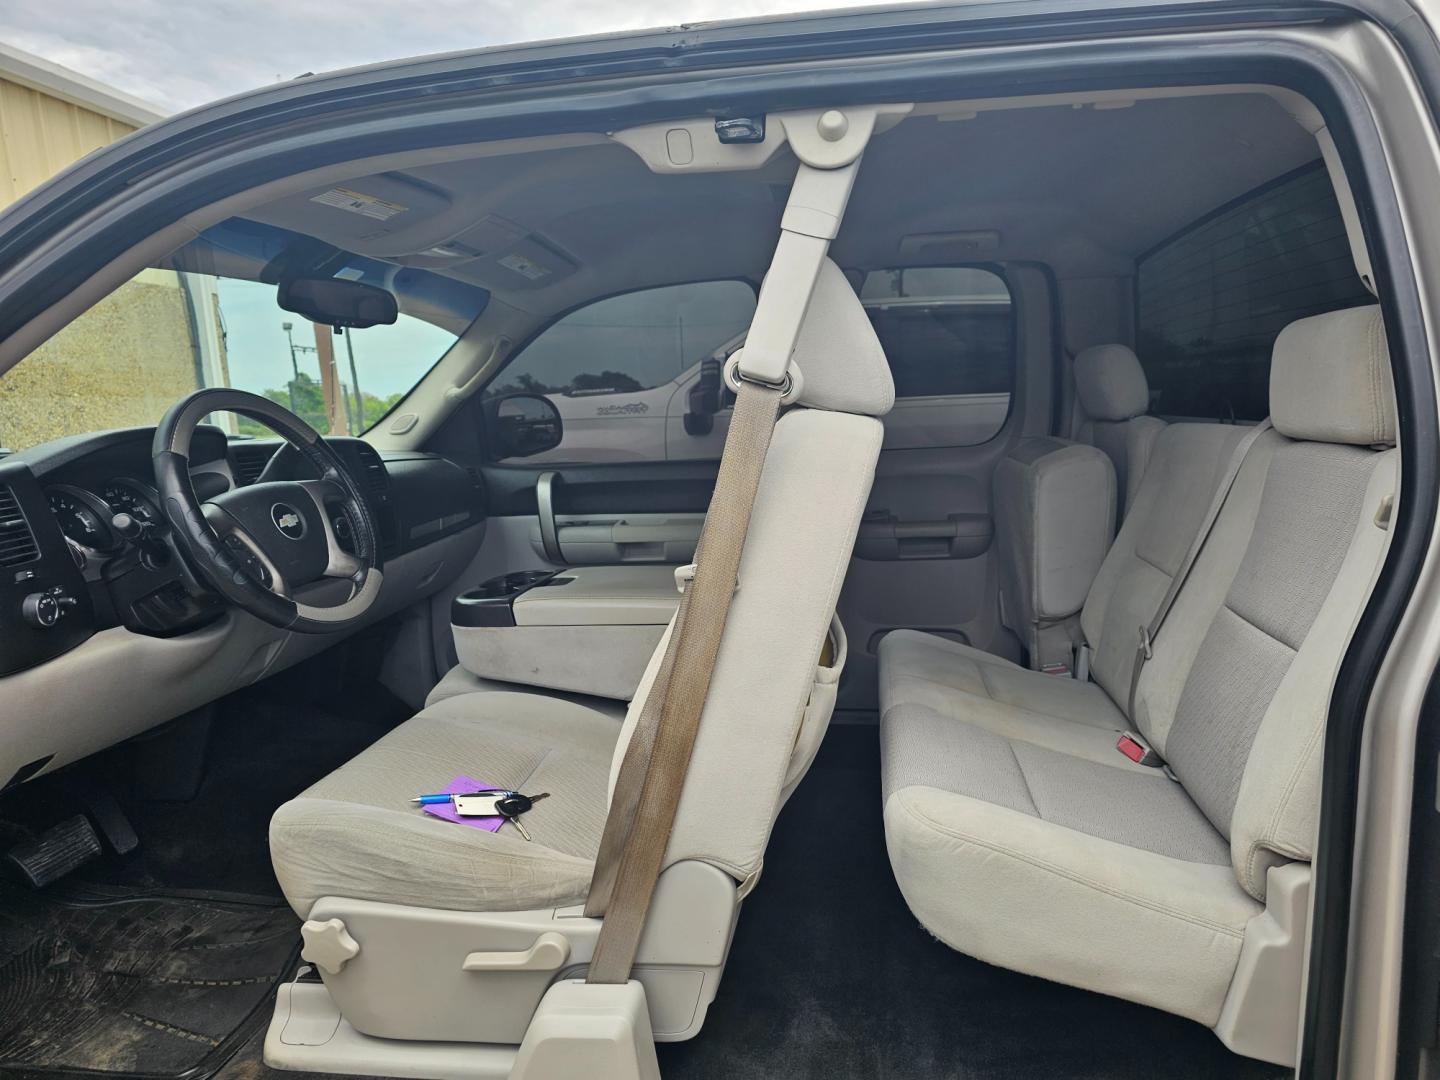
xmin=311 ymin=187 xmax=409 ymax=221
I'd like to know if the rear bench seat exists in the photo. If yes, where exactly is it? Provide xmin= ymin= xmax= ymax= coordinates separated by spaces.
xmin=877 ymin=306 xmax=1396 ymax=1061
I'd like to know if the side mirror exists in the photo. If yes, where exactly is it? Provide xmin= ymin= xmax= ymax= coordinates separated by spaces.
xmin=484 ymin=394 xmax=563 ymax=459
xmin=683 ymin=359 xmax=724 ymax=437
xmin=278 ymin=276 xmax=399 ymax=329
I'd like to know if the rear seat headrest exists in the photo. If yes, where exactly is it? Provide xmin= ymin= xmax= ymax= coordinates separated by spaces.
xmin=1074 ymin=344 xmax=1150 ymax=421
xmin=786 ymin=258 xmax=895 ymax=417
xmin=1271 ymin=305 xmax=1396 ymax=447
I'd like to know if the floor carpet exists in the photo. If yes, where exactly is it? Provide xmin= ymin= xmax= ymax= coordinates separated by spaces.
xmin=0 ymin=883 xmax=297 ymax=1078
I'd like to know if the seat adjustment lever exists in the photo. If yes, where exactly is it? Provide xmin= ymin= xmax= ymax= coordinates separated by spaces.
xmin=462 ymin=931 xmax=570 ymax=973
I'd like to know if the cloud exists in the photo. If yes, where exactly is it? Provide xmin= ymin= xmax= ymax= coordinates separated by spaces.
xmin=0 ymin=0 xmax=879 ymax=114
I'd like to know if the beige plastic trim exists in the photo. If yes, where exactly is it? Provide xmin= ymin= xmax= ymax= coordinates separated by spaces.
xmin=265 ymin=978 xmax=515 ymax=1080
xmin=304 ymin=859 xmax=738 ymax=1046
xmin=1213 ymin=861 xmax=1311 ymax=1067
xmin=509 ymin=980 xmax=660 ymax=1080
xmin=462 ymin=932 xmax=570 ymax=973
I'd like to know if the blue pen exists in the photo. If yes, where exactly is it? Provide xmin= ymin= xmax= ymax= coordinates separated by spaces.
xmin=410 ymin=789 xmax=514 ymax=805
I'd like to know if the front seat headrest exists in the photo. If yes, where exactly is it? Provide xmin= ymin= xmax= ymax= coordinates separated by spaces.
xmin=1074 ymin=344 xmax=1150 ymax=421
xmin=1271 ymin=305 xmax=1395 ymax=447
xmin=786 ymin=258 xmax=895 ymax=418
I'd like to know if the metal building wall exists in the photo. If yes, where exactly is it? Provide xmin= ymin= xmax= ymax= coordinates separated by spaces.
xmin=0 ymin=75 xmax=138 ymax=205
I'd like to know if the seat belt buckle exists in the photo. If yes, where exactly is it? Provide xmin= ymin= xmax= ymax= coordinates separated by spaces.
xmin=1138 ymin=625 xmax=1153 ymax=661
xmin=1117 ymin=733 xmax=1162 ymax=767
xmin=1040 ymin=661 xmax=1071 ymax=678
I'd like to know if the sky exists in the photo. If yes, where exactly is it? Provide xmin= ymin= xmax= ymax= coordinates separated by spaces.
xmin=0 ymin=0 xmax=881 ymax=114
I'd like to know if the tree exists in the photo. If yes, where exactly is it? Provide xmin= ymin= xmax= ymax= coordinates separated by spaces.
xmin=234 ymin=372 xmax=329 ymax=436
xmin=232 ymin=374 xmax=406 ymax=437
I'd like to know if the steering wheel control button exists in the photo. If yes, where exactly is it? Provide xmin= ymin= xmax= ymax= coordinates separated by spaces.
xmin=222 ymin=534 xmax=273 ymax=589
xmin=271 ymin=502 xmax=307 ymax=540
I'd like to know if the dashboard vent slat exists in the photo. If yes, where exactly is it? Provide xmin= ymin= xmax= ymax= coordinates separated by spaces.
xmin=354 ymin=444 xmax=389 ymax=496
xmin=0 ymin=486 xmax=39 ymax=567
xmin=231 ymin=445 xmax=273 ymax=486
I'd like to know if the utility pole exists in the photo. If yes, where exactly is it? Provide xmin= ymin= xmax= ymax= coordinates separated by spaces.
xmin=282 ymin=322 xmax=299 ymax=412
xmin=342 ymin=328 xmax=364 ymax=432
xmin=282 ymin=320 xmax=318 ymax=420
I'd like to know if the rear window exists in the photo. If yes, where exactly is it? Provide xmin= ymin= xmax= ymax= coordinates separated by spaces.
xmin=1136 ymin=165 xmax=1372 ymax=420
xmin=860 ymin=267 xmax=1013 ymax=399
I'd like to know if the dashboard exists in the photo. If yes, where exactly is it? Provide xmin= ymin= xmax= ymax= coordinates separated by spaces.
xmin=1 ymin=423 xmax=486 ymax=673
xmin=0 ymin=423 xmax=489 ymax=791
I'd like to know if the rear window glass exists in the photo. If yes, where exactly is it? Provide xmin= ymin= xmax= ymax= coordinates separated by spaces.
xmin=1136 ymin=165 xmax=1372 ymax=420
xmin=859 ymin=267 xmax=1013 ymax=399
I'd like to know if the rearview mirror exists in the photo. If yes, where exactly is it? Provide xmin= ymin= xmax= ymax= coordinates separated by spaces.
xmin=278 ymin=276 xmax=399 ymax=329
xmin=683 ymin=358 xmax=724 ymax=436
xmin=484 ymin=394 xmax=563 ymax=459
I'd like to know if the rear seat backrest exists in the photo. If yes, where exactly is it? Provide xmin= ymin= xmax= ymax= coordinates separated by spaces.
xmin=1138 ymin=305 xmax=1397 ymax=898
xmin=1079 ymin=421 xmax=1248 ymax=709
xmin=1072 ymin=344 xmax=1167 ymax=517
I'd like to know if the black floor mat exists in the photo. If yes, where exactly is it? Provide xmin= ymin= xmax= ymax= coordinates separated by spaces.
xmin=0 ymin=884 xmax=297 ymax=1079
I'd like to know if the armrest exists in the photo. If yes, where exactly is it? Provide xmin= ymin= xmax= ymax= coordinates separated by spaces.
xmin=512 ymin=564 xmax=680 ymax=626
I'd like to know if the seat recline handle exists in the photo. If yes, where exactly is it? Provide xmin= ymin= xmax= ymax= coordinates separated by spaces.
xmin=461 ymin=931 xmax=571 ymax=973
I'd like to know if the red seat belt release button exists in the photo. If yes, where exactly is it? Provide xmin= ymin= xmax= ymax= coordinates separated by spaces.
xmin=1117 ymin=733 xmax=1160 ymax=766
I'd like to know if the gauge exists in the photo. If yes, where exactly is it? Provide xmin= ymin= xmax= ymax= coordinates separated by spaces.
xmin=102 ymin=478 xmax=162 ymax=528
xmin=45 ymin=485 xmax=118 ymax=553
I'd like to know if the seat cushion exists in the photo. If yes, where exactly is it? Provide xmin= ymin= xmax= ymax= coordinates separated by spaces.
xmin=880 ymin=705 xmax=1261 ymax=1025
xmin=270 ymin=691 xmax=620 ymax=917
xmin=878 ymin=629 xmax=1126 ymax=730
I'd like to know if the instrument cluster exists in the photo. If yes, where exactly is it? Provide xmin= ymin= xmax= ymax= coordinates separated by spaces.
xmin=44 ymin=478 xmax=163 ymax=561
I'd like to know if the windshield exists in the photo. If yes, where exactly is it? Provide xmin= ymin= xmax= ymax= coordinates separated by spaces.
xmin=0 ymin=219 xmax=488 ymax=452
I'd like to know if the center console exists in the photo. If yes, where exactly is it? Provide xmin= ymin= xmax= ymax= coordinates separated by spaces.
xmin=450 ymin=564 xmax=680 ymax=701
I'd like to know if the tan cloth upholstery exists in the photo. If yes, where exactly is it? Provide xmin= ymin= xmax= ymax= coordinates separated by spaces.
xmin=270 ymin=692 xmax=619 ymax=917
xmin=879 ymin=306 xmax=1397 ymax=1027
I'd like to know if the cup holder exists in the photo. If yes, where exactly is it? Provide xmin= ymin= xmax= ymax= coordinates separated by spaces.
xmin=452 ymin=569 xmax=566 ymax=627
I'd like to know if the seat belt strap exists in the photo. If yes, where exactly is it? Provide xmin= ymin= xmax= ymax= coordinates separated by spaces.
xmin=1126 ymin=418 xmax=1272 ymax=719
xmin=584 ymin=377 xmax=781 ymax=983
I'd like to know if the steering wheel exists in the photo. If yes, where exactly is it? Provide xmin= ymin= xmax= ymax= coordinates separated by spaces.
xmin=152 ymin=388 xmax=383 ymax=633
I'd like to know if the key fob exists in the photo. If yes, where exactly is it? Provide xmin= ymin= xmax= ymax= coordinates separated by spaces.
xmin=453 ymin=794 xmax=504 ymax=817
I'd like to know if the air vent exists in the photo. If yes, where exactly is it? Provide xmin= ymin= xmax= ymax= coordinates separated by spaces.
xmin=230 ymin=445 xmax=274 ymax=486
xmin=354 ymin=444 xmax=389 ymax=497
xmin=0 ymin=486 xmax=39 ymax=567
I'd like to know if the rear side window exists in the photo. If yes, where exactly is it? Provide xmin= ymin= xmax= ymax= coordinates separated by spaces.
xmin=1137 ymin=165 xmax=1372 ymax=420
xmin=860 ymin=266 xmax=1014 ymax=449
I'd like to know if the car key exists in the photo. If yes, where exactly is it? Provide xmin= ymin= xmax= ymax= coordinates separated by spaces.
xmin=496 ymin=792 xmax=549 ymax=841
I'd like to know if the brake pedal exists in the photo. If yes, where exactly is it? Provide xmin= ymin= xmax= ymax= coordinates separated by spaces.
xmin=4 ymin=815 xmax=102 ymax=888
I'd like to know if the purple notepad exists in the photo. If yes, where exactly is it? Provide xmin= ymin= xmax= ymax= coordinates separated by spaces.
xmin=421 ymin=775 xmax=507 ymax=833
